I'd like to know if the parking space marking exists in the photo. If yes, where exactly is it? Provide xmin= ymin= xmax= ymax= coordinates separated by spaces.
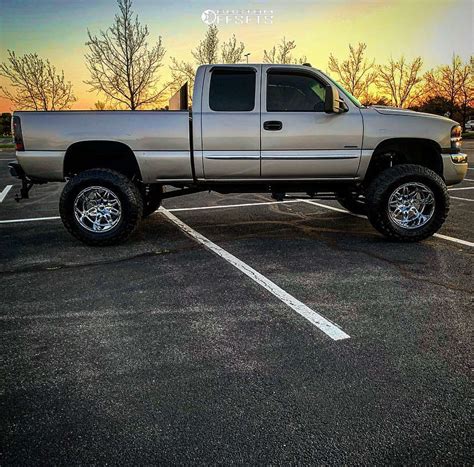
xmin=302 ymin=199 xmax=474 ymax=248
xmin=450 ymin=196 xmax=474 ymax=202
xmin=448 ymin=186 xmax=474 ymax=191
xmin=463 ymin=178 xmax=474 ymax=182
xmin=301 ymin=199 xmax=366 ymax=218
xmin=432 ymin=233 xmax=474 ymax=247
xmin=0 ymin=216 xmax=60 ymax=224
xmin=159 ymin=207 xmax=350 ymax=341
xmin=0 ymin=185 xmax=12 ymax=203
xmin=167 ymin=199 xmax=302 ymax=212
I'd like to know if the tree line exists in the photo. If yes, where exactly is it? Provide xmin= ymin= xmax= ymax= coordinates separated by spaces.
xmin=0 ymin=0 xmax=472 ymax=127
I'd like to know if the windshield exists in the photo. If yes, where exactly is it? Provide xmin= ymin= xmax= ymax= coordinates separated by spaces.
xmin=333 ymin=80 xmax=364 ymax=108
xmin=319 ymin=71 xmax=364 ymax=108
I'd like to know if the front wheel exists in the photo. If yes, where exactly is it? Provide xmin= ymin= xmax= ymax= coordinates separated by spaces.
xmin=365 ymin=164 xmax=449 ymax=242
xmin=59 ymin=169 xmax=143 ymax=246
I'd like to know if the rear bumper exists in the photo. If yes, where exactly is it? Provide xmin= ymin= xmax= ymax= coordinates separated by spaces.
xmin=8 ymin=161 xmax=47 ymax=201
xmin=442 ymin=153 xmax=468 ymax=185
xmin=16 ymin=150 xmax=65 ymax=182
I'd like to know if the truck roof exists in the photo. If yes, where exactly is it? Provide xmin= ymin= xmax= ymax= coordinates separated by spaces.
xmin=201 ymin=63 xmax=320 ymax=71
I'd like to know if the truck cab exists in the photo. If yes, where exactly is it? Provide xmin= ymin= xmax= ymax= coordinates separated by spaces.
xmin=193 ymin=64 xmax=363 ymax=181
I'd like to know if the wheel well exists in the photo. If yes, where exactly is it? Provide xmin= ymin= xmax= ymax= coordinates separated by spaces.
xmin=365 ymin=138 xmax=443 ymax=183
xmin=63 ymin=141 xmax=142 ymax=180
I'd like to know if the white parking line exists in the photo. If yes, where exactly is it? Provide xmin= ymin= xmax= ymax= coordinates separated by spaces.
xmin=450 ymin=196 xmax=474 ymax=202
xmin=0 ymin=216 xmax=60 ymax=224
xmin=0 ymin=185 xmax=13 ymax=203
xmin=432 ymin=233 xmax=474 ymax=247
xmin=301 ymin=199 xmax=474 ymax=248
xmin=167 ymin=199 xmax=302 ymax=212
xmin=448 ymin=186 xmax=474 ymax=191
xmin=463 ymin=178 xmax=474 ymax=182
xmin=301 ymin=199 xmax=366 ymax=218
xmin=159 ymin=207 xmax=350 ymax=341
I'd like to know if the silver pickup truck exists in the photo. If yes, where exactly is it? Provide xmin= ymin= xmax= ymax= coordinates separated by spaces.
xmin=10 ymin=63 xmax=468 ymax=245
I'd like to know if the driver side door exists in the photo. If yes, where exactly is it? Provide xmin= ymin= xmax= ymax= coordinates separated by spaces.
xmin=261 ymin=66 xmax=363 ymax=179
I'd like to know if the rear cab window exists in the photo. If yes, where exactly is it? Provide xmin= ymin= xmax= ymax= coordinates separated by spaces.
xmin=209 ymin=69 xmax=256 ymax=111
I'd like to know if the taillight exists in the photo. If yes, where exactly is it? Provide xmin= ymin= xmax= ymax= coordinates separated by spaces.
xmin=12 ymin=116 xmax=25 ymax=151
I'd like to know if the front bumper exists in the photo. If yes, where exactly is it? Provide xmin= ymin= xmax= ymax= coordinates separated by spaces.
xmin=442 ymin=153 xmax=468 ymax=185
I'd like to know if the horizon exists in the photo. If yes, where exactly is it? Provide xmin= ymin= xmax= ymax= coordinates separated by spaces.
xmin=0 ymin=0 xmax=472 ymax=112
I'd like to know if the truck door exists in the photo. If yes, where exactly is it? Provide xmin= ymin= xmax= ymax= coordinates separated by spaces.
xmin=201 ymin=65 xmax=261 ymax=179
xmin=260 ymin=66 xmax=363 ymax=178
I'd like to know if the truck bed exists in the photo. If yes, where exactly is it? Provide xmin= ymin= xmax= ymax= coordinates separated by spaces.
xmin=15 ymin=111 xmax=192 ymax=182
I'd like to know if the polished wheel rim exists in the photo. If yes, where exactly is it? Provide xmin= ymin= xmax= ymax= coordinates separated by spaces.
xmin=388 ymin=182 xmax=435 ymax=229
xmin=74 ymin=186 xmax=122 ymax=233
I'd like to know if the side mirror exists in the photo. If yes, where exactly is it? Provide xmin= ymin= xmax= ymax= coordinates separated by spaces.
xmin=324 ymin=85 xmax=341 ymax=114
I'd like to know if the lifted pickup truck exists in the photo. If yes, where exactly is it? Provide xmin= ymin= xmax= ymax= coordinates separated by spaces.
xmin=10 ymin=63 xmax=468 ymax=245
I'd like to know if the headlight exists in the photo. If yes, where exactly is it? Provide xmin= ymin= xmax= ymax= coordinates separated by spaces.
xmin=451 ymin=125 xmax=462 ymax=152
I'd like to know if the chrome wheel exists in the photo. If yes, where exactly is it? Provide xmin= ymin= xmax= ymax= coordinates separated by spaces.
xmin=74 ymin=186 xmax=122 ymax=233
xmin=388 ymin=182 xmax=435 ymax=229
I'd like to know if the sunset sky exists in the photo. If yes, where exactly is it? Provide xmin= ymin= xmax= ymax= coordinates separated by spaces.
xmin=0 ymin=0 xmax=472 ymax=111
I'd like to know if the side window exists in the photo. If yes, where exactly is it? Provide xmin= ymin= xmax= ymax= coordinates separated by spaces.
xmin=267 ymin=72 xmax=326 ymax=112
xmin=209 ymin=69 xmax=256 ymax=111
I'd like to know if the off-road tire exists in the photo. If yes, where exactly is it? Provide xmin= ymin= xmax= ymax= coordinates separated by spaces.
xmin=365 ymin=164 xmax=449 ymax=242
xmin=60 ymin=169 xmax=143 ymax=246
xmin=336 ymin=192 xmax=367 ymax=215
xmin=142 ymin=185 xmax=163 ymax=218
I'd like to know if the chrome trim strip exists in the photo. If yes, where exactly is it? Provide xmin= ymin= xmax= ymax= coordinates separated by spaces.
xmin=262 ymin=156 xmax=359 ymax=160
xmin=156 ymin=178 xmax=194 ymax=182
xmin=204 ymin=155 xmax=260 ymax=160
xmin=261 ymin=149 xmax=361 ymax=160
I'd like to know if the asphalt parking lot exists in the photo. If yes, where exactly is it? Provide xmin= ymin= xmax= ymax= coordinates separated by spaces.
xmin=1 ymin=144 xmax=473 ymax=464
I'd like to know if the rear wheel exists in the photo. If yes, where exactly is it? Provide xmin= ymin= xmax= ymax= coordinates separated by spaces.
xmin=59 ymin=169 xmax=143 ymax=246
xmin=365 ymin=164 xmax=449 ymax=242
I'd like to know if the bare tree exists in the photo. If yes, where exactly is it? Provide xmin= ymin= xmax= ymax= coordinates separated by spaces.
xmin=263 ymin=37 xmax=307 ymax=64
xmin=458 ymin=58 xmax=474 ymax=126
xmin=423 ymin=55 xmax=473 ymax=124
xmin=221 ymin=35 xmax=245 ymax=64
xmin=328 ymin=43 xmax=377 ymax=101
xmin=93 ymin=101 xmax=107 ymax=110
xmin=0 ymin=50 xmax=76 ymax=111
xmin=191 ymin=25 xmax=219 ymax=64
xmin=360 ymin=95 xmax=391 ymax=107
xmin=377 ymin=56 xmax=423 ymax=108
xmin=169 ymin=26 xmax=246 ymax=102
xmin=169 ymin=58 xmax=196 ymax=96
xmin=85 ymin=0 xmax=166 ymax=110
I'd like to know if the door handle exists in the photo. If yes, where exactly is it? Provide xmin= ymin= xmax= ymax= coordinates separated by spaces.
xmin=263 ymin=120 xmax=282 ymax=131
